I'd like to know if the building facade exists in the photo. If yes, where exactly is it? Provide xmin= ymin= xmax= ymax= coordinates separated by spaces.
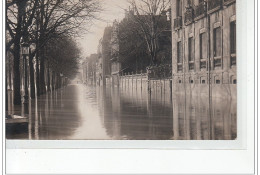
xmin=111 ymin=20 xmax=121 ymax=87
xmin=171 ymin=0 xmax=236 ymax=98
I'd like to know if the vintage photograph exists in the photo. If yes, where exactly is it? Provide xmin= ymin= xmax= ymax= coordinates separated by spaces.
xmin=5 ymin=0 xmax=237 ymax=140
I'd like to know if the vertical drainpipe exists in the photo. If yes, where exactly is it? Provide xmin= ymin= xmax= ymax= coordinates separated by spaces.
xmin=182 ymin=0 xmax=188 ymax=139
xmin=207 ymin=0 xmax=213 ymax=140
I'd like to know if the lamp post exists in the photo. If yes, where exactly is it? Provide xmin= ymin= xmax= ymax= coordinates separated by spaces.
xmin=21 ymin=42 xmax=30 ymax=104
xmin=60 ymin=73 xmax=64 ymax=87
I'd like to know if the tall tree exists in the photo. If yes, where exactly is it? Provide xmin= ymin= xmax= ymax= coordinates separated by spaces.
xmin=6 ymin=0 xmax=101 ymax=103
xmin=128 ymin=0 xmax=171 ymax=65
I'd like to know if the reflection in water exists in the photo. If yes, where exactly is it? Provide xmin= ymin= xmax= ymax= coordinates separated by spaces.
xmin=6 ymin=84 xmax=236 ymax=140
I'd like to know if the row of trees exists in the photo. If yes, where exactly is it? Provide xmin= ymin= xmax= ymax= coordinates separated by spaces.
xmin=6 ymin=0 xmax=101 ymax=105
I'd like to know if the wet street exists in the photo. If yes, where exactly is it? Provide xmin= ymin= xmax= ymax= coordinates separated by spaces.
xmin=6 ymin=83 xmax=237 ymax=140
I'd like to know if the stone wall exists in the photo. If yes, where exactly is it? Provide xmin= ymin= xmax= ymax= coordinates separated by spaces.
xmin=119 ymin=73 xmax=172 ymax=102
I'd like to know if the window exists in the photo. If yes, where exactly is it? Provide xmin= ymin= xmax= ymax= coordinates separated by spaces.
xmin=188 ymin=37 xmax=194 ymax=71
xmin=177 ymin=41 xmax=183 ymax=72
xmin=216 ymin=80 xmax=220 ymax=84
xmin=200 ymin=32 xmax=207 ymax=60
xmin=176 ymin=0 xmax=182 ymax=16
xmin=200 ymin=32 xmax=207 ymax=69
xmin=201 ymin=80 xmax=206 ymax=84
xmin=230 ymin=21 xmax=236 ymax=66
xmin=177 ymin=41 xmax=182 ymax=63
xmin=199 ymin=0 xmax=204 ymax=3
xmin=188 ymin=37 xmax=194 ymax=62
xmin=213 ymin=27 xmax=221 ymax=57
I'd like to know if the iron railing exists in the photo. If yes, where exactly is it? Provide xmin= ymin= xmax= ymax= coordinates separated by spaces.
xmin=208 ymin=0 xmax=222 ymax=13
xmin=200 ymin=60 xmax=207 ymax=69
xmin=230 ymin=54 xmax=236 ymax=66
xmin=177 ymin=64 xmax=183 ymax=72
xmin=223 ymin=0 xmax=236 ymax=6
xmin=194 ymin=2 xmax=206 ymax=19
xmin=147 ymin=64 xmax=172 ymax=79
xmin=214 ymin=58 xmax=222 ymax=68
xmin=184 ymin=7 xmax=193 ymax=25
xmin=174 ymin=16 xmax=182 ymax=30
xmin=189 ymin=62 xmax=194 ymax=71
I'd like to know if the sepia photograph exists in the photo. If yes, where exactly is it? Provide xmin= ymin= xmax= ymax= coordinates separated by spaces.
xmin=5 ymin=0 xmax=237 ymax=140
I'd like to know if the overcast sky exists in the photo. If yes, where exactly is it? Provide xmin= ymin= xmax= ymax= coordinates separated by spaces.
xmin=77 ymin=0 xmax=129 ymax=58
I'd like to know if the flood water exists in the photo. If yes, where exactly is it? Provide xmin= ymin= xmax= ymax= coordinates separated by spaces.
xmin=6 ymin=83 xmax=237 ymax=140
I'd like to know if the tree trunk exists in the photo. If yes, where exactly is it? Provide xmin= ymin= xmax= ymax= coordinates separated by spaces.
xmin=39 ymin=54 xmax=46 ymax=95
xmin=29 ymin=54 xmax=35 ymax=99
xmin=36 ymin=54 xmax=40 ymax=96
xmin=13 ymin=43 xmax=21 ymax=105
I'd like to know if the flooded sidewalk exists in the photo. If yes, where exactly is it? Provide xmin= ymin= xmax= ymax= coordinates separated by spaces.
xmin=6 ymin=83 xmax=236 ymax=140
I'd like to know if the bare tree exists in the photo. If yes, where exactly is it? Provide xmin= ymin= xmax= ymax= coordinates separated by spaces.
xmin=128 ymin=0 xmax=171 ymax=65
xmin=6 ymin=0 xmax=39 ymax=104
xmin=6 ymin=0 xmax=101 ymax=103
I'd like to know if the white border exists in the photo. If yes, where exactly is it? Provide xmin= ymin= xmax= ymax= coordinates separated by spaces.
xmin=3 ymin=0 xmax=256 ymax=174
xmin=6 ymin=0 xmax=246 ymax=150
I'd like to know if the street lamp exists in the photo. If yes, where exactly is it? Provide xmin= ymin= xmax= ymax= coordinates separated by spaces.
xmin=21 ymin=43 xmax=30 ymax=55
xmin=21 ymin=42 xmax=30 ymax=104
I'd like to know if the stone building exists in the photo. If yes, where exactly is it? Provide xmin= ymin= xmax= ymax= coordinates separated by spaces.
xmin=102 ymin=26 xmax=113 ymax=86
xmin=111 ymin=20 xmax=121 ymax=87
xmin=171 ymin=0 xmax=236 ymax=98
xmin=96 ymin=27 xmax=113 ymax=86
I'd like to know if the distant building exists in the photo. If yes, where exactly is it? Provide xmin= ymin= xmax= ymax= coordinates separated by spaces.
xmin=96 ymin=38 xmax=103 ymax=85
xmin=82 ymin=54 xmax=98 ymax=85
xmin=102 ymin=26 xmax=113 ymax=86
xmin=95 ymin=26 xmax=113 ymax=86
xmin=171 ymin=0 xmax=236 ymax=98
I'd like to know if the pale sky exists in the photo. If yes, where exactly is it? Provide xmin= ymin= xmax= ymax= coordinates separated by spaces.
xmin=77 ymin=0 xmax=129 ymax=58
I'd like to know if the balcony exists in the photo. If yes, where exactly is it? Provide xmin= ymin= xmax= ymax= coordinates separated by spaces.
xmin=174 ymin=16 xmax=182 ymax=30
xmin=184 ymin=7 xmax=193 ymax=25
xmin=223 ymin=0 xmax=236 ymax=6
xmin=200 ymin=59 xmax=207 ymax=69
xmin=177 ymin=63 xmax=183 ymax=72
xmin=213 ymin=57 xmax=222 ymax=68
xmin=194 ymin=2 xmax=206 ymax=20
xmin=208 ymin=0 xmax=222 ymax=14
xmin=230 ymin=53 xmax=236 ymax=67
xmin=189 ymin=62 xmax=194 ymax=71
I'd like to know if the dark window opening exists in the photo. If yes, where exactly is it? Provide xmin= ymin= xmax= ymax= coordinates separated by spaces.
xmin=188 ymin=37 xmax=194 ymax=62
xmin=190 ymin=80 xmax=194 ymax=84
xmin=176 ymin=0 xmax=182 ymax=16
xmin=216 ymin=80 xmax=221 ymax=84
xmin=179 ymin=80 xmax=182 ymax=83
xmin=177 ymin=41 xmax=183 ymax=72
xmin=200 ymin=61 xmax=206 ymax=69
xmin=213 ymin=27 xmax=221 ymax=57
xmin=200 ymin=32 xmax=207 ymax=60
xmin=177 ymin=41 xmax=182 ymax=63
xmin=233 ymin=79 xmax=237 ymax=84
xmin=201 ymin=80 xmax=206 ymax=84
xmin=230 ymin=21 xmax=236 ymax=66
